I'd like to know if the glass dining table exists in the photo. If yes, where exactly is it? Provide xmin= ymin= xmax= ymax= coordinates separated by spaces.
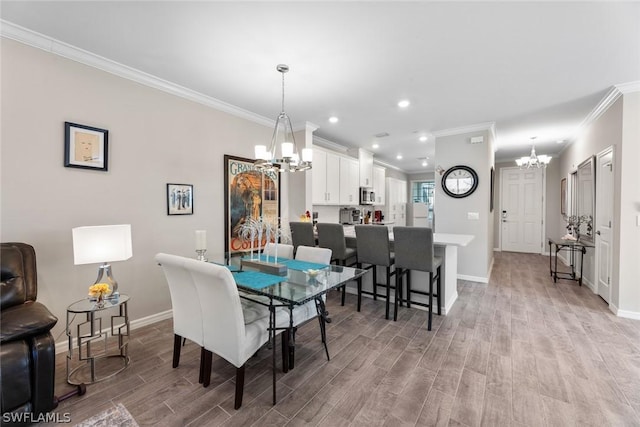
xmin=222 ymin=255 xmax=367 ymax=405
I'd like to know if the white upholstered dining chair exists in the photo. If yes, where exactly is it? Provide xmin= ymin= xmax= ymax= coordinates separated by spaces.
xmin=155 ymin=253 xmax=205 ymax=383
xmin=291 ymin=245 xmax=333 ymax=361
xmin=185 ymin=258 xmax=291 ymax=409
xmin=262 ymin=242 xmax=294 ymax=260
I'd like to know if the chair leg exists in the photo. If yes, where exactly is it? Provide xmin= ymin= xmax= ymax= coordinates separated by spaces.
xmin=340 ymin=259 xmax=348 ymax=306
xmin=394 ymin=268 xmax=401 ymax=322
xmin=234 ymin=365 xmax=246 ymax=409
xmin=281 ymin=332 xmax=289 ymax=373
xmin=202 ymin=350 xmax=213 ymax=387
xmin=199 ymin=347 xmax=206 ymax=384
xmin=437 ymin=266 xmax=442 ymax=316
xmin=389 ymin=267 xmax=397 ymax=321
xmin=428 ymin=273 xmax=434 ymax=331
xmin=172 ymin=334 xmax=182 ymax=368
xmin=385 ymin=271 xmax=391 ymax=320
xmin=406 ymin=272 xmax=412 ymax=308
xmin=372 ymin=265 xmax=378 ymax=301
xmin=357 ymin=275 xmax=362 ymax=312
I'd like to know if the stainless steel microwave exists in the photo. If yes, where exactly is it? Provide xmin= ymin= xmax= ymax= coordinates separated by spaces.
xmin=359 ymin=187 xmax=375 ymax=205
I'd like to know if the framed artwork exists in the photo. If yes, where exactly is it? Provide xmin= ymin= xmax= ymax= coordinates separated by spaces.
xmin=167 ymin=183 xmax=193 ymax=215
xmin=224 ymin=155 xmax=280 ymax=259
xmin=560 ymin=177 xmax=567 ymax=215
xmin=64 ymin=122 xmax=109 ymax=171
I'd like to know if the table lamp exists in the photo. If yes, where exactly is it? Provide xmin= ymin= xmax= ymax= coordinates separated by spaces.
xmin=72 ymin=224 xmax=133 ymax=297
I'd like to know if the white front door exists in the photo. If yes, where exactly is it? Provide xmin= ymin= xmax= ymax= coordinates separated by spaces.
xmin=501 ymin=167 xmax=544 ymax=253
xmin=595 ymin=148 xmax=614 ymax=303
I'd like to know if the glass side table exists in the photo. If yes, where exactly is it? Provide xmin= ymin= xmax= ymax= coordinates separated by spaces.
xmin=66 ymin=294 xmax=130 ymax=385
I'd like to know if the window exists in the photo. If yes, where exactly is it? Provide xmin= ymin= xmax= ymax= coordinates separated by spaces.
xmin=411 ymin=181 xmax=434 ymax=205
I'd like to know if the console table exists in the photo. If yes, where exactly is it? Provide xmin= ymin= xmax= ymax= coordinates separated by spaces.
xmin=66 ymin=295 xmax=130 ymax=385
xmin=548 ymin=238 xmax=593 ymax=286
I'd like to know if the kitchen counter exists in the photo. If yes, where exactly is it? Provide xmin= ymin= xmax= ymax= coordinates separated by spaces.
xmin=341 ymin=225 xmax=474 ymax=314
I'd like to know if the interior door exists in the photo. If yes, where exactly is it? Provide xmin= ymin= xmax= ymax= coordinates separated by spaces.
xmin=501 ymin=167 xmax=543 ymax=253
xmin=595 ymin=148 xmax=613 ymax=302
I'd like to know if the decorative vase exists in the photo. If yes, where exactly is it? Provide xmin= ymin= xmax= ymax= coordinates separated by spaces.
xmin=96 ymin=294 xmax=105 ymax=308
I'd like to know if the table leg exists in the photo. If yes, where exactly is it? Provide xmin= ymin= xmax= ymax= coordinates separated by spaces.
xmin=288 ymin=306 xmax=295 ymax=370
xmin=554 ymin=246 xmax=559 ymax=283
xmin=549 ymin=240 xmax=553 ymax=277
xmin=579 ymin=247 xmax=585 ymax=286
xmin=270 ymin=303 xmax=276 ymax=405
xmin=315 ymin=297 xmax=331 ymax=361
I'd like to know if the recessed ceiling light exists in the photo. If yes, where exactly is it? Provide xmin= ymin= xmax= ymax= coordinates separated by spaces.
xmin=419 ymin=136 xmax=428 ymax=142
xmin=329 ymin=116 xmax=339 ymax=124
xmin=556 ymin=139 xmax=565 ymax=143
xmin=396 ymin=154 xmax=403 ymax=160
xmin=422 ymin=160 xmax=428 ymax=167
xmin=372 ymin=143 xmax=379 ymax=149
xmin=397 ymin=100 xmax=410 ymax=108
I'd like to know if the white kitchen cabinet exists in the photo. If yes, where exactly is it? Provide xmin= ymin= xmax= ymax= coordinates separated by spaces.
xmin=339 ymin=157 xmax=360 ymax=205
xmin=372 ymin=165 xmax=386 ymax=205
xmin=385 ymin=177 xmax=407 ymax=225
xmin=358 ymin=149 xmax=374 ymax=187
xmin=312 ymin=148 xmax=340 ymax=205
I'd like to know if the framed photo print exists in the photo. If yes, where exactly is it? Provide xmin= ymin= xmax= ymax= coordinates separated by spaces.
xmin=64 ymin=122 xmax=108 ymax=171
xmin=224 ymin=155 xmax=280 ymax=259
xmin=167 ymin=183 xmax=193 ymax=215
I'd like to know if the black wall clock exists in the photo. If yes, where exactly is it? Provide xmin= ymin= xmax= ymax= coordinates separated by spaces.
xmin=442 ymin=165 xmax=479 ymax=198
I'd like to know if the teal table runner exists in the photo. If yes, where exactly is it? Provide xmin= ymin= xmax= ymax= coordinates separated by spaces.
xmin=232 ymin=271 xmax=286 ymax=289
xmin=281 ymin=259 xmax=330 ymax=272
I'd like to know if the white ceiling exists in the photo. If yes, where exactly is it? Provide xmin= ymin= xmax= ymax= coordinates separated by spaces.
xmin=2 ymin=1 xmax=639 ymax=173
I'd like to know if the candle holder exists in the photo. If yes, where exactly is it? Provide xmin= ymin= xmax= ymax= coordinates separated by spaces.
xmin=196 ymin=249 xmax=207 ymax=262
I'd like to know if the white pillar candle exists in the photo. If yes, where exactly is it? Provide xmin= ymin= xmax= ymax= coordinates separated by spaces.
xmin=195 ymin=230 xmax=207 ymax=250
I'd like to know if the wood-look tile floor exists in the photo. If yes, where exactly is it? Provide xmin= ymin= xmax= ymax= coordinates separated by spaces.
xmin=49 ymin=252 xmax=640 ymax=426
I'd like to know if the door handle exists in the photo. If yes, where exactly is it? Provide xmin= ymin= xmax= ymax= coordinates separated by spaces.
xmin=596 ymin=230 xmax=601 ymax=235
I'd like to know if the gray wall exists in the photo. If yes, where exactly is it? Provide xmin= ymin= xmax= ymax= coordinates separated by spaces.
xmin=0 ymin=39 xmax=284 ymax=341
xmin=434 ymin=130 xmax=494 ymax=281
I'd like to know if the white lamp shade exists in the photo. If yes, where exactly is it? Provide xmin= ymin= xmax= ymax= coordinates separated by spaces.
xmin=72 ymin=224 xmax=133 ymax=265
xmin=281 ymin=142 xmax=294 ymax=158
xmin=302 ymin=148 xmax=313 ymax=162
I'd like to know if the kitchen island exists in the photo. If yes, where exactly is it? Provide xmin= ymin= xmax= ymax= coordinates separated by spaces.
xmin=342 ymin=226 xmax=474 ymax=314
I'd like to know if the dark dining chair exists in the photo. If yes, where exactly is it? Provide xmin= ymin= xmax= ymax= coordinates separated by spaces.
xmin=392 ymin=226 xmax=442 ymax=330
xmin=316 ymin=223 xmax=357 ymax=306
xmin=355 ymin=225 xmax=397 ymax=319
xmin=289 ymin=222 xmax=316 ymax=254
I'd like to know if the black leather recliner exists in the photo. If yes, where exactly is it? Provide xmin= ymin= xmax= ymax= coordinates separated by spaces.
xmin=1 ymin=243 xmax=58 ymax=419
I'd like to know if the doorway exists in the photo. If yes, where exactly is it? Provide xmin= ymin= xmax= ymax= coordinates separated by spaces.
xmin=595 ymin=147 xmax=614 ymax=303
xmin=500 ymin=167 xmax=544 ymax=253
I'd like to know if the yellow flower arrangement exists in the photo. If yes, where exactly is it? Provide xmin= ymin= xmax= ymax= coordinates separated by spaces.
xmin=88 ymin=283 xmax=111 ymax=299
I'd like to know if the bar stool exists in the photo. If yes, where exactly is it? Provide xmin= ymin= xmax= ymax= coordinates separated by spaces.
xmin=316 ymin=223 xmax=357 ymax=306
xmin=289 ymin=222 xmax=316 ymax=255
xmin=393 ymin=226 xmax=442 ymax=330
xmin=354 ymin=225 xmax=397 ymax=319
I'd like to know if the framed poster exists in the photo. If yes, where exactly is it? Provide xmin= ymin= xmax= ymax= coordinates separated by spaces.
xmin=167 ymin=183 xmax=193 ymax=215
xmin=64 ymin=122 xmax=109 ymax=171
xmin=224 ymin=155 xmax=280 ymax=259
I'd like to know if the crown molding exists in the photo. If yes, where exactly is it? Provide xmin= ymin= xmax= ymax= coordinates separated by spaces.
xmin=372 ymin=159 xmax=405 ymax=172
xmin=615 ymin=81 xmax=640 ymax=94
xmin=1 ymin=20 xmax=274 ymax=128
xmin=432 ymin=121 xmax=496 ymax=139
xmin=312 ymin=136 xmax=349 ymax=153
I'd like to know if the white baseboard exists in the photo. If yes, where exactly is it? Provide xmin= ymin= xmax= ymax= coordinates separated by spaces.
xmin=581 ymin=277 xmax=596 ymax=293
xmin=609 ymin=303 xmax=640 ymax=320
xmin=487 ymin=257 xmax=495 ymax=282
xmin=457 ymin=274 xmax=489 ymax=283
xmin=55 ymin=309 xmax=173 ymax=354
xmin=493 ymin=248 xmax=501 ymax=252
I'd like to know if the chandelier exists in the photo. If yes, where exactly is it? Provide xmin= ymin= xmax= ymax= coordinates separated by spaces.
xmin=255 ymin=64 xmax=312 ymax=173
xmin=515 ymin=137 xmax=551 ymax=169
